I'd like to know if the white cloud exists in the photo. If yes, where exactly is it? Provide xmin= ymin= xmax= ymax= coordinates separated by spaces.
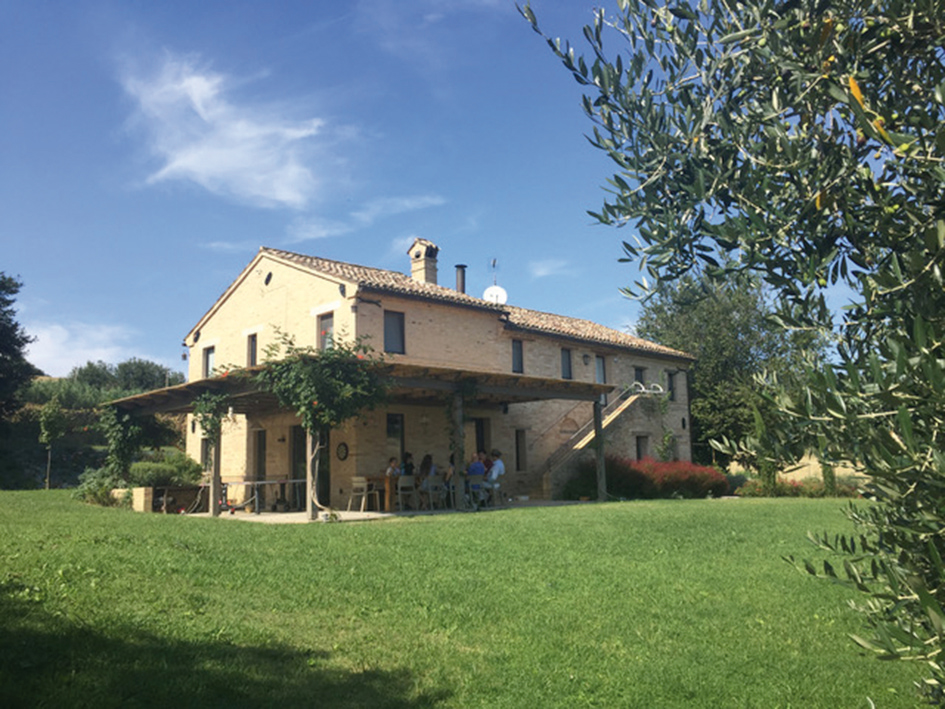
xmin=286 ymin=194 xmax=445 ymax=243
xmin=121 ymin=52 xmax=323 ymax=209
xmin=23 ymin=322 xmax=144 ymax=377
xmin=529 ymin=259 xmax=571 ymax=279
xmin=350 ymin=195 xmax=445 ymax=224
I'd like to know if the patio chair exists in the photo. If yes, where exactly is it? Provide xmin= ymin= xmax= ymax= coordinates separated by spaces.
xmin=487 ymin=479 xmax=503 ymax=507
xmin=396 ymin=475 xmax=419 ymax=511
xmin=347 ymin=476 xmax=381 ymax=512
xmin=423 ymin=475 xmax=446 ymax=510
xmin=466 ymin=474 xmax=488 ymax=509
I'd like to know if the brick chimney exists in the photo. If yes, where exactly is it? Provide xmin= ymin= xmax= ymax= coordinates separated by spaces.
xmin=408 ymin=238 xmax=439 ymax=285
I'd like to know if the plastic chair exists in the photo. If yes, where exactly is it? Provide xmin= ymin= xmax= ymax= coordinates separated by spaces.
xmin=347 ymin=476 xmax=380 ymax=512
xmin=396 ymin=475 xmax=418 ymax=511
xmin=423 ymin=475 xmax=445 ymax=510
xmin=466 ymin=474 xmax=487 ymax=509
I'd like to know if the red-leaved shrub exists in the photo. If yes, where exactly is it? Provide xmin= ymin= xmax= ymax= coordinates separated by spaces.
xmin=562 ymin=456 xmax=729 ymax=500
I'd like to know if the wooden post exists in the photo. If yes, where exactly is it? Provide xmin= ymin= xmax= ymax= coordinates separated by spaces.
xmin=452 ymin=390 xmax=466 ymax=510
xmin=210 ymin=439 xmax=222 ymax=517
xmin=594 ymin=400 xmax=606 ymax=502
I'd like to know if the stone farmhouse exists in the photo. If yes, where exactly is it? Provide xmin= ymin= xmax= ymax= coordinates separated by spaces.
xmin=117 ymin=238 xmax=694 ymax=514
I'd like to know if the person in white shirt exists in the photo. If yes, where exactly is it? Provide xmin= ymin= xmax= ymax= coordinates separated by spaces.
xmin=486 ymin=449 xmax=505 ymax=505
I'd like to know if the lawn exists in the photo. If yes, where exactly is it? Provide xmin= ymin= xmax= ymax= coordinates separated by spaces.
xmin=0 ymin=492 xmax=925 ymax=708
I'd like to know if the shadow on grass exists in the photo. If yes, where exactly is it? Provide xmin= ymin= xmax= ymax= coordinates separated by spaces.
xmin=0 ymin=583 xmax=449 ymax=709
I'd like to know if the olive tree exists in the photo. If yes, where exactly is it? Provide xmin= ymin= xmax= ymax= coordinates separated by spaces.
xmin=523 ymin=0 xmax=945 ymax=699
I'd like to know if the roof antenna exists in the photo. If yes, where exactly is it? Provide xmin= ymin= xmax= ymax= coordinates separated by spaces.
xmin=483 ymin=257 xmax=508 ymax=304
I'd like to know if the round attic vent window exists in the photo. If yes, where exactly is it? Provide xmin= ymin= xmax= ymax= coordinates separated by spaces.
xmin=193 ymin=330 xmax=201 ymax=343
xmin=264 ymin=272 xmax=273 ymax=286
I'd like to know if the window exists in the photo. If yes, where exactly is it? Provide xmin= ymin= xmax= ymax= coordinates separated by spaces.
xmin=666 ymin=371 xmax=676 ymax=401
xmin=634 ymin=366 xmax=645 ymax=384
xmin=247 ymin=334 xmax=258 ymax=367
xmin=635 ymin=435 xmax=649 ymax=460
xmin=561 ymin=348 xmax=573 ymax=380
xmin=202 ymin=346 xmax=215 ymax=378
xmin=595 ymin=355 xmax=607 ymax=405
xmin=318 ymin=312 xmax=334 ymax=350
xmin=384 ymin=311 xmax=405 ymax=354
xmin=515 ymin=429 xmax=527 ymax=471
xmin=512 ymin=339 xmax=524 ymax=374
xmin=386 ymin=413 xmax=405 ymax=462
xmin=200 ymin=438 xmax=213 ymax=471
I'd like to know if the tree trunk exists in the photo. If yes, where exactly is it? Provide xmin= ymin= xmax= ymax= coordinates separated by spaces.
xmin=306 ymin=429 xmax=325 ymax=520
xmin=210 ymin=439 xmax=222 ymax=517
xmin=45 ymin=446 xmax=52 ymax=490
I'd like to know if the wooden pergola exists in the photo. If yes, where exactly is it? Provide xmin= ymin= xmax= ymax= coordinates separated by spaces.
xmin=110 ymin=363 xmax=613 ymax=519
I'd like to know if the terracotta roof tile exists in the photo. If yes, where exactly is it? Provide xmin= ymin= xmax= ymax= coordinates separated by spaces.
xmin=502 ymin=305 xmax=693 ymax=360
xmin=261 ymin=247 xmax=694 ymax=361
xmin=262 ymin=247 xmax=497 ymax=310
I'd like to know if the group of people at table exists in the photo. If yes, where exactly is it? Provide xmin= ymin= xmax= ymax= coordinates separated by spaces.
xmin=377 ymin=449 xmax=506 ymax=511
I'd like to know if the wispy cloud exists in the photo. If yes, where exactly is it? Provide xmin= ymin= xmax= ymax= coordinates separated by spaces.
xmin=355 ymin=0 xmax=504 ymax=62
xmin=121 ymin=52 xmax=323 ymax=209
xmin=529 ymin=259 xmax=571 ymax=279
xmin=199 ymin=241 xmax=261 ymax=253
xmin=286 ymin=194 xmax=445 ymax=243
xmin=23 ymin=321 xmax=158 ymax=378
xmin=350 ymin=195 xmax=445 ymax=223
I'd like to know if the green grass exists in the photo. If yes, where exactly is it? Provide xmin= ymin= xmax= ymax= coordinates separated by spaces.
xmin=0 ymin=492 xmax=926 ymax=708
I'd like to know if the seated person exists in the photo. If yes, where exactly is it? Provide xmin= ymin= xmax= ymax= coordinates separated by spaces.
xmin=467 ymin=453 xmax=485 ymax=478
xmin=486 ymin=449 xmax=506 ymax=504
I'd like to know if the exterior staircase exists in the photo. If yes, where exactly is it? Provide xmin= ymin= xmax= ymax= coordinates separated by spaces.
xmin=527 ymin=387 xmax=645 ymax=499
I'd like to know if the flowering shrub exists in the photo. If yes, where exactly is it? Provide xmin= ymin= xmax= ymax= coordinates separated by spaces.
xmin=562 ymin=456 xmax=728 ymax=500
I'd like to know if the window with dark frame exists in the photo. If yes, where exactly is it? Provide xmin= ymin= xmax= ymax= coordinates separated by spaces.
xmin=635 ymin=435 xmax=649 ymax=460
xmin=666 ymin=370 xmax=676 ymax=401
xmin=512 ymin=339 xmax=523 ymax=374
xmin=386 ymin=413 xmax=405 ymax=462
xmin=561 ymin=348 xmax=572 ymax=380
xmin=247 ymin=333 xmax=258 ymax=367
xmin=595 ymin=354 xmax=607 ymax=405
xmin=384 ymin=311 xmax=405 ymax=354
xmin=634 ymin=366 xmax=645 ymax=384
xmin=515 ymin=429 xmax=527 ymax=471
xmin=202 ymin=346 xmax=215 ymax=378
xmin=318 ymin=312 xmax=334 ymax=350
xmin=200 ymin=438 xmax=212 ymax=471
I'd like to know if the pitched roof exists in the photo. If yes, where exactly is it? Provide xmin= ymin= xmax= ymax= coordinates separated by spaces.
xmin=261 ymin=247 xmax=499 ymax=310
xmin=502 ymin=305 xmax=693 ymax=360
xmin=261 ymin=247 xmax=693 ymax=361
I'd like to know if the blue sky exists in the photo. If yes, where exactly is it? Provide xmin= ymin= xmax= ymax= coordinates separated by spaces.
xmin=2 ymin=0 xmax=647 ymax=377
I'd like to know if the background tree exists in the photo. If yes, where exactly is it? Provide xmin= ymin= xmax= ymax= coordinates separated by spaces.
xmin=69 ymin=358 xmax=184 ymax=395
xmin=38 ymin=397 xmax=68 ymax=489
xmin=636 ymin=274 xmax=822 ymax=467
xmin=524 ymin=0 xmax=945 ymax=699
xmin=0 ymin=273 xmax=40 ymax=420
xmin=6 ymin=356 xmax=186 ymax=491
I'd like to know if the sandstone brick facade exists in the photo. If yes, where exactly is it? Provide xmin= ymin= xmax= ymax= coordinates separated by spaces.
xmin=184 ymin=241 xmax=694 ymax=509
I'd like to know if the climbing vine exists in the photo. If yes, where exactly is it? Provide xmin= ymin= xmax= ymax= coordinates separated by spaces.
xmin=192 ymin=391 xmax=231 ymax=446
xmin=254 ymin=331 xmax=387 ymax=510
